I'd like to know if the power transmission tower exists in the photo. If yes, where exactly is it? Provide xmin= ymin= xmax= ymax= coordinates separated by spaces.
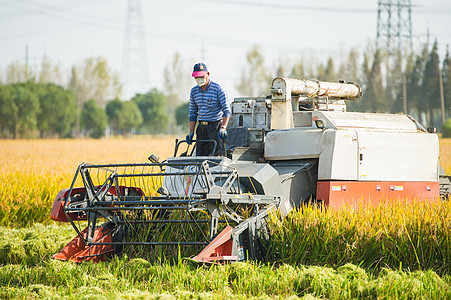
xmin=376 ymin=0 xmax=413 ymax=56
xmin=122 ymin=0 xmax=150 ymax=100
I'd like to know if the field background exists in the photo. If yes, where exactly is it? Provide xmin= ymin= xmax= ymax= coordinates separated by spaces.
xmin=0 ymin=137 xmax=450 ymax=299
xmin=0 ymin=137 xmax=176 ymax=226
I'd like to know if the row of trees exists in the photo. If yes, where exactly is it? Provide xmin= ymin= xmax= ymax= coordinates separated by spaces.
xmin=79 ymin=88 xmax=171 ymax=138
xmin=0 ymin=56 xmax=188 ymax=138
xmin=0 ymin=82 xmax=75 ymax=138
xmin=0 ymin=81 xmax=175 ymax=138
xmin=236 ymin=42 xmax=451 ymax=128
xmin=1 ymin=40 xmax=450 ymax=138
xmin=106 ymin=89 xmax=169 ymax=137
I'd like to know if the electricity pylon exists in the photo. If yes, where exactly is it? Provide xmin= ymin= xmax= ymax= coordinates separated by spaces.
xmin=122 ymin=0 xmax=150 ymax=100
xmin=376 ymin=0 xmax=413 ymax=55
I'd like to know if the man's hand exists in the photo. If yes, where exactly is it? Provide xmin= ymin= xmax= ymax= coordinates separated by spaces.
xmin=186 ymin=132 xmax=194 ymax=144
xmin=218 ymin=127 xmax=227 ymax=139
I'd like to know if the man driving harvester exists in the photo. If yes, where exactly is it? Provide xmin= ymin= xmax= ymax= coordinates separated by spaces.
xmin=186 ymin=63 xmax=231 ymax=156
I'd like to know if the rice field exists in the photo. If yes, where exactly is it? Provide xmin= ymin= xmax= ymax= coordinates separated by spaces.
xmin=441 ymin=138 xmax=451 ymax=174
xmin=0 ymin=137 xmax=176 ymax=227
xmin=267 ymin=200 xmax=451 ymax=275
xmin=0 ymin=137 xmax=450 ymax=299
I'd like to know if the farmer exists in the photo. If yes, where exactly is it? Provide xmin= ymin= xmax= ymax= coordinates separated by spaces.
xmin=186 ymin=63 xmax=231 ymax=156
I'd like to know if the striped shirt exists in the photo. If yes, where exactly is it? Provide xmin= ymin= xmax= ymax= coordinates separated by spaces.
xmin=189 ymin=80 xmax=231 ymax=122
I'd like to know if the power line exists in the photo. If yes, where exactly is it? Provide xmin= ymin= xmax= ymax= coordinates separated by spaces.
xmin=0 ymin=0 xmax=98 ymax=20
xmin=0 ymin=1 xmax=324 ymax=55
xmin=1 ymin=0 xmax=449 ymax=70
xmin=191 ymin=0 xmax=376 ymax=13
xmin=0 ymin=0 xmax=120 ymax=31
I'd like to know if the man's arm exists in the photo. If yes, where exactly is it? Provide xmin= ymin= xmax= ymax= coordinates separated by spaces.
xmin=221 ymin=117 xmax=229 ymax=129
xmin=188 ymin=88 xmax=199 ymax=135
xmin=217 ymin=85 xmax=231 ymax=126
xmin=189 ymin=121 xmax=196 ymax=133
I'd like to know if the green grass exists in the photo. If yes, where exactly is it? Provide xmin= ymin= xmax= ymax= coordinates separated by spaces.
xmin=0 ymin=223 xmax=74 ymax=266
xmin=0 ymin=256 xmax=449 ymax=299
xmin=0 ymin=223 xmax=450 ymax=299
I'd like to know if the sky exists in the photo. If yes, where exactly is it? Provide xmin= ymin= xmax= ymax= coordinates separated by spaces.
xmin=0 ymin=0 xmax=450 ymax=100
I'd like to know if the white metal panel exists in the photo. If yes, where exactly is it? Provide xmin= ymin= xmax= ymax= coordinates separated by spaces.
xmin=318 ymin=130 xmax=358 ymax=180
xmin=271 ymin=101 xmax=293 ymax=129
xmin=293 ymin=111 xmax=313 ymax=127
xmin=357 ymin=131 xmax=439 ymax=182
xmin=264 ymin=129 xmax=323 ymax=160
xmin=317 ymin=111 xmax=418 ymax=132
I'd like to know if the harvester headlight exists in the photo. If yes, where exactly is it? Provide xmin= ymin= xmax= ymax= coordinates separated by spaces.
xmin=315 ymin=119 xmax=325 ymax=129
xmin=148 ymin=154 xmax=159 ymax=163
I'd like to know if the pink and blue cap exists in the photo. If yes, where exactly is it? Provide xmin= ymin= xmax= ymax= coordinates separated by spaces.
xmin=192 ymin=63 xmax=208 ymax=77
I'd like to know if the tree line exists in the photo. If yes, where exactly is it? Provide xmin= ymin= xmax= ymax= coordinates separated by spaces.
xmin=1 ymin=40 xmax=450 ymax=138
xmin=0 ymin=81 xmax=172 ymax=138
xmin=236 ymin=41 xmax=451 ymax=130
xmin=0 ymin=82 xmax=74 ymax=138
xmin=0 ymin=57 xmax=177 ymax=138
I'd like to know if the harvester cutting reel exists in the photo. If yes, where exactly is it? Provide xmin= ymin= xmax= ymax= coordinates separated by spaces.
xmin=51 ymin=149 xmax=280 ymax=263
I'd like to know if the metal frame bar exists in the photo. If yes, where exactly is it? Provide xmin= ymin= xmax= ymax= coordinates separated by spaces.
xmin=62 ymin=159 xmax=278 ymax=252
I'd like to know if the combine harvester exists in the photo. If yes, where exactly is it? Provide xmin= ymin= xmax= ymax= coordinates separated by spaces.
xmin=51 ymin=77 xmax=451 ymax=263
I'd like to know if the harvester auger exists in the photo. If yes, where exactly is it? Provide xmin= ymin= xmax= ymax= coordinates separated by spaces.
xmin=52 ymin=77 xmax=451 ymax=264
